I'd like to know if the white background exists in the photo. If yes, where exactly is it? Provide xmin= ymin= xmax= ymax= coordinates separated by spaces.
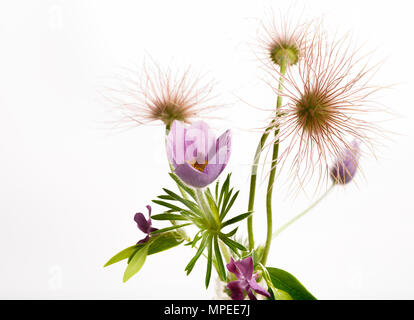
xmin=0 ymin=0 xmax=413 ymax=299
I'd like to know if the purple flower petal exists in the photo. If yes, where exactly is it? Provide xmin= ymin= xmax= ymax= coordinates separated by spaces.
xmin=246 ymin=288 xmax=257 ymax=300
xmin=134 ymin=205 xmax=157 ymax=243
xmin=227 ymin=281 xmax=245 ymax=300
xmin=226 ymin=256 xmax=270 ymax=300
xmin=134 ymin=212 xmax=150 ymax=233
xmin=137 ymin=235 xmax=150 ymax=244
xmin=233 ymin=256 xmax=254 ymax=280
xmin=167 ymin=120 xmax=231 ymax=188
xmin=248 ymin=278 xmax=271 ymax=298
xmin=226 ymin=257 xmax=242 ymax=279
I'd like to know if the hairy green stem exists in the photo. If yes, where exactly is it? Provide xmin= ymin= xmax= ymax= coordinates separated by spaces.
xmin=247 ymin=131 xmax=271 ymax=251
xmin=272 ymin=183 xmax=335 ymax=239
xmin=261 ymin=59 xmax=287 ymax=265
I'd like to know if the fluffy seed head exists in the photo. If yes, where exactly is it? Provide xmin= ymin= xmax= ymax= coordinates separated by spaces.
xmin=105 ymin=62 xmax=218 ymax=129
xmin=257 ymin=10 xmax=313 ymax=67
xmin=269 ymin=31 xmax=384 ymax=186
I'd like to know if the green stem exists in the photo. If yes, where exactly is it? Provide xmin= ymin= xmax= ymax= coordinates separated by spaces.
xmin=261 ymin=58 xmax=287 ymax=265
xmin=272 ymin=183 xmax=335 ymax=239
xmin=247 ymin=131 xmax=271 ymax=251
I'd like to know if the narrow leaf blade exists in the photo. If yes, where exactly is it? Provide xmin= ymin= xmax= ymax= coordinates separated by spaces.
xmin=104 ymin=245 xmax=140 ymax=267
xmin=123 ymin=245 xmax=149 ymax=282
xmin=266 ymin=267 xmax=316 ymax=300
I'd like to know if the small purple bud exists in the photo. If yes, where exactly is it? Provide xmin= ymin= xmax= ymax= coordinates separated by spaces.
xmin=330 ymin=140 xmax=360 ymax=184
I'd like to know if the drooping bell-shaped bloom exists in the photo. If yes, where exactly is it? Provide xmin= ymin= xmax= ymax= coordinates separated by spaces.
xmin=166 ymin=121 xmax=231 ymax=188
xmin=134 ymin=205 xmax=158 ymax=244
xmin=330 ymin=140 xmax=361 ymax=184
xmin=226 ymin=256 xmax=270 ymax=300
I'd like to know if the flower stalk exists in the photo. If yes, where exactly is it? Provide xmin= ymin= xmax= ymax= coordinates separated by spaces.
xmin=272 ymin=183 xmax=335 ymax=239
xmin=261 ymin=57 xmax=287 ymax=265
xmin=247 ymin=131 xmax=271 ymax=251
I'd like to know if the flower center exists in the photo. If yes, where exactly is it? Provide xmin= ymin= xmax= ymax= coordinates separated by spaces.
xmin=270 ymin=43 xmax=299 ymax=66
xmin=295 ymin=91 xmax=331 ymax=134
xmin=189 ymin=159 xmax=208 ymax=172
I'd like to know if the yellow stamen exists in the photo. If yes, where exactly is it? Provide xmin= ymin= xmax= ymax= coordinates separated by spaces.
xmin=188 ymin=159 xmax=208 ymax=172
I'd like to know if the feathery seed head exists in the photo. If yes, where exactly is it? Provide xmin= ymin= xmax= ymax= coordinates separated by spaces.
xmin=106 ymin=62 xmax=218 ymax=129
xmin=269 ymin=31 xmax=384 ymax=186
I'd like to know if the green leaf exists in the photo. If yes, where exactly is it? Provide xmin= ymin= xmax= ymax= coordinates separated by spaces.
xmin=222 ymin=227 xmax=238 ymax=238
xmin=205 ymin=235 xmax=213 ymax=288
xmin=123 ymin=244 xmax=149 ymax=282
xmin=168 ymin=173 xmax=197 ymax=200
xmin=162 ymin=188 xmax=203 ymax=217
xmin=218 ymin=174 xmax=231 ymax=209
xmin=152 ymin=199 xmax=186 ymax=212
xmin=185 ymin=233 xmax=208 ymax=275
xmin=151 ymin=213 xmax=189 ymax=221
xmin=213 ymin=236 xmax=226 ymax=281
xmin=151 ymin=223 xmax=192 ymax=235
xmin=218 ymin=234 xmax=246 ymax=254
xmin=221 ymin=212 xmax=252 ymax=228
xmin=204 ymin=189 xmax=220 ymax=223
xmin=157 ymin=194 xmax=175 ymax=201
xmin=220 ymin=190 xmax=239 ymax=220
xmin=220 ymin=187 xmax=233 ymax=217
xmin=266 ymin=267 xmax=316 ymax=300
xmin=104 ymin=245 xmax=140 ymax=267
xmin=148 ymin=232 xmax=184 ymax=255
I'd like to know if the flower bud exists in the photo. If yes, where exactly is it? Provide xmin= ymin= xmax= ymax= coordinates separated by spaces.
xmin=330 ymin=141 xmax=360 ymax=184
xmin=270 ymin=43 xmax=299 ymax=66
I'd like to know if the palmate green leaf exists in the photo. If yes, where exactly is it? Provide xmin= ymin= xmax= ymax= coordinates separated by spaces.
xmin=220 ymin=187 xmax=233 ymax=216
xmin=123 ymin=244 xmax=149 ymax=282
xmin=205 ymin=235 xmax=213 ymax=288
xmin=204 ymin=189 xmax=220 ymax=223
xmin=157 ymin=194 xmax=175 ymax=201
xmin=218 ymin=233 xmax=246 ymax=255
xmin=221 ymin=211 xmax=252 ymax=228
xmin=220 ymin=190 xmax=239 ymax=220
xmin=104 ymin=245 xmax=141 ymax=267
xmin=162 ymin=188 xmax=203 ymax=217
xmin=222 ymin=227 xmax=238 ymax=238
xmin=214 ymin=181 xmax=219 ymax=201
xmin=185 ymin=230 xmax=202 ymax=247
xmin=213 ymin=236 xmax=226 ymax=281
xmin=152 ymin=199 xmax=185 ymax=212
xmin=151 ymin=213 xmax=189 ymax=221
xmin=218 ymin=174 xmax=231 ymax=209
xmin=151 ymin=223 xmax=192 ymax=235
xmin=185 ymin=233 xmax=208 ymax=275
xmin=168 ymin=173 xmax=197 ymax=200
xmin=148 ymin=232 xmax=184 ymax=255
xmin=266 ymin=267 xmax=316 ymax=300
